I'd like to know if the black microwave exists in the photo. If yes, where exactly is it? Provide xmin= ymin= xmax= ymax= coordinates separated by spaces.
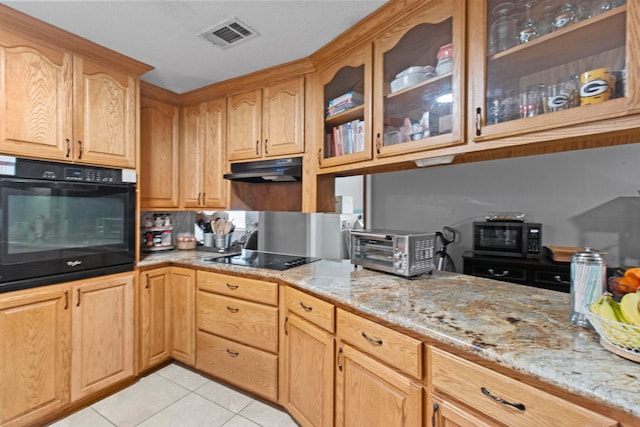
xmin=472 ymin=221 xmax=542 ymax=258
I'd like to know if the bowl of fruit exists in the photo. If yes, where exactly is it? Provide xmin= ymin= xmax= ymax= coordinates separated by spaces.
xmin=586 ymin=289 xmax=640 ymax=363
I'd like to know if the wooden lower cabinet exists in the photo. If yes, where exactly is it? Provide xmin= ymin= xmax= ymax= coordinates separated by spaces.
xmin=283 ymin=312 xmax=334 ymax=427
xmin=139 ymin=267 xmax=171 ymax=371
xmin=169 ymin=267 xmax=196 ymax=366
xmin=70 ymin=273 xmax=135 ymax=401
xmin=428 ymin=346 xmax=617 ymax=427
xmin=335 ymin=342 xmax=422 ymax=427
xmin=196 ymin=271 xmax=279 ymax=402
xmin=0 ymin=284 xmax=71 ymax=427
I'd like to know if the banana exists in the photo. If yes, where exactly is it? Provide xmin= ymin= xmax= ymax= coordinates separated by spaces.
xmin=589 ymin=294 xmax=605 ymax=314
xmin=620 ymin=291 xmax=640 ymax=327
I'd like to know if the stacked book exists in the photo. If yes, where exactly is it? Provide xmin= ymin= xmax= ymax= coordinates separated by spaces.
xmin=326 ymin=119 xmax=365 ymax=157
xmin=326 ymin=91 xmax=364 ymax=117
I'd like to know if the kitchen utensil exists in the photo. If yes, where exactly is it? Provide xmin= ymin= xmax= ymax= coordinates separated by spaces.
xmin=214 ymin=233 xmax=232 ymax=249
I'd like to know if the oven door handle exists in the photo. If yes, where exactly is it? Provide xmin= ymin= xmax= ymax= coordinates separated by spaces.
xmin=349 ymin=231 xmax=392 ymax=241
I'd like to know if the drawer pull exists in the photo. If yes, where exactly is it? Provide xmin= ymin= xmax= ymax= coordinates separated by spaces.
xmin=226 ymin=283 xmax=239 ymax=290
xmin=431 ymin=402 xmax=439 ymax=427
xmin=226 ymin=349 xmax=239 ymax=357
xmin=299 ymin=301 xmax=313 ymax=312
xmin=480 ymin=387 xmax=526 ymax=411
xmin=226 ymin=306 xmax=239 ymax=313
xmin=553 ymin=275 xmax=570 ymax=284
xmin=488 ymin=268 xmax=509 ymax=277
xmin=361 ymin=331 xmax=383 ymax=346
xmin=337 ymin=346 xmax=343 ymax=372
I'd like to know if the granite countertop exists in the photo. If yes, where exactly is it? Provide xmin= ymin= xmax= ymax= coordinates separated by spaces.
xmin=139 ymin=250 xmax=640 ymax=419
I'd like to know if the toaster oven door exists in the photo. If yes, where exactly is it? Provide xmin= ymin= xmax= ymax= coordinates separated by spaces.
xmin=350 ymin=232 xmax=398 ymax=274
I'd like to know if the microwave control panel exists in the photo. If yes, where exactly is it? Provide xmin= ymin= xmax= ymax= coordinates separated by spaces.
xmin=526 ymin=226 xmax=542 ymax=254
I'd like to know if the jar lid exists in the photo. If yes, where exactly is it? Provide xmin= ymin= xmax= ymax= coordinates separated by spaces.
xmin=571 ymin=247 xmax=604 ymax=262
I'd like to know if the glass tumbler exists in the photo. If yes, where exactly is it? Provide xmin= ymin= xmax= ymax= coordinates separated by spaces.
xmin=489 ymin=2 xmax=517 ymax=54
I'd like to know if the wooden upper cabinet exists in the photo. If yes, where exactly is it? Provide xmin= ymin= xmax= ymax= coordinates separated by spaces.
xmin=0 ymin=30 xmax=138 ymax=168
xmin=0 ymin=32 xmax=73 ymax=160
xmin=317 ymin=44 xmax=373 ymax=168
xmin=468 ymin=0 xmax=640 ymax=144
xmin=73 ymin=57 xmax=137 ymax=168
xmin=227 ymin=75 xmax=305 ymax=161
xmin=373 ymin=0 xmax=466 ymax=158
xmin=180 ymin=98 xmax=227 ymax=209
xmin=140 ymin=95 xmax=180 ymax=209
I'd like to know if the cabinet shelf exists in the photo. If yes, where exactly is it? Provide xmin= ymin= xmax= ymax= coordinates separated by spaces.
xmin=325 ymin=104 xmax=365 ymax=126
xmin=488 ymin=6 xmax=626 ymax=82
xmin=385 ymin=72 xmax=452 ymax=99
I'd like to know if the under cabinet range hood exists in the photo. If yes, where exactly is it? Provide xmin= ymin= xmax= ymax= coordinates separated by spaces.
xmin=224 ymin=157 xmax=302 ymax=183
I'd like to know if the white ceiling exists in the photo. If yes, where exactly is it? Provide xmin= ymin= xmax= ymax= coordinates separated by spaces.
xmin=3 ymin=0 xmax=387 ymax=94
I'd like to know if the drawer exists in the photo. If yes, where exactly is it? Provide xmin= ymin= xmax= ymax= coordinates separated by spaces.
xmin=531 ymin=268 xmax=571 ymax=291
xmin=429 ymin=347 xmax=616 ymax=427
xmin=196 ymin=331 xmax=277 ymax=402
xmin=197 ymin=270 xmax=278 ymax=306
xmin=285 ymin=286 xmax=335 ymax=332
xmin=197 ymin=292 xmax=278 ymax=353
xmin=336 ymin=308 xmax=421 ymax=379
xmin=470 ymin=263 xmax=527 ymax=283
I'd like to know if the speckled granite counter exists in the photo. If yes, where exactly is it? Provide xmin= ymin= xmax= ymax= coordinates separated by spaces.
xmin=139 ymin=250 xmax=640 ymax=419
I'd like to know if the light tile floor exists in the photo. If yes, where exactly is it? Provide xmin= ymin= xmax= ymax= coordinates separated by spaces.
xmin=48 ymin=363 xmax=299 ymax=427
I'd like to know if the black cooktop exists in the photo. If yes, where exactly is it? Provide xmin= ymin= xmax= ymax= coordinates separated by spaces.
xmin=207 ymin=250 xmax=320 ymax=271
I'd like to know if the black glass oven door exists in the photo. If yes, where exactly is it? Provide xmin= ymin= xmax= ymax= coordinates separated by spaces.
xmin=0 ymin=178 xmax=135 ymax=291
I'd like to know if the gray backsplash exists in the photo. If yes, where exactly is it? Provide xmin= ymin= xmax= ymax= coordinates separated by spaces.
xmin=369 ymin=142 xmax=640 ymax=269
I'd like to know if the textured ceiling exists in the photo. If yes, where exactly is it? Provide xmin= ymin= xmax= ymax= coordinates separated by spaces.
xmin=3 ymin=0 xmax=387 ymax=94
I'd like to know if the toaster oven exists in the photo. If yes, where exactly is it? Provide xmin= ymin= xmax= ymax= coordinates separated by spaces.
xmin=350 ymin=229 xmax=436 ymax=277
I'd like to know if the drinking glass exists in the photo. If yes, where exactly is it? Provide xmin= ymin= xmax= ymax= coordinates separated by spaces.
xmin=537 ymin=2 xmax=555 ymax=36
xmin=518 ymin=0 xmax=539 ymax=44
xmin=554 ymin=2 xmax=576 ymax=30
xmin=489 ymin=2 xmax=517 ymax=55
xmin=591 ymin=1 xmax=612 ymax=16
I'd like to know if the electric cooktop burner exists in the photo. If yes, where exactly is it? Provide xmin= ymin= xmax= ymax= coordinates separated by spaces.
xmin=207 ymin=250 xmax=321 ymax=271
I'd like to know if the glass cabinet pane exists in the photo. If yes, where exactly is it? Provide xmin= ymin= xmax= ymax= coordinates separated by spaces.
xmin=382 ymin=20 xmax=453 ymax=148
xmin=323 ymin=65 xmax=366 ymax=159
xmin=482 ymin=0 xmax=628 ymax=130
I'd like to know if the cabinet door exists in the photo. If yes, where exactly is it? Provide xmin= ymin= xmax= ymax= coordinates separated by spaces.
xmin=468 ymin=1 xmax=639 ymax=144
xmin=0 ymin=31 xmax=73 ymax=160
xmin=318 ymin=44 xmax=373 ymax=169
xmin=71 ymin=273 xmax=134 ymax=401
xmin=139 ymin=268 xmax=171 ymax=371
xmin=180 ymin=99 xmax=227 ymax=209
xmin=201 ymin=98 xmax=227 ymax=207
xmin=374 ymin=0 xmax=465 ymax=159
xmin=170 ymin=267 xmax=196 ymax=366
xmin=73 ymin=56 xmax=137 ymax=168
xmin=140 ymin=97 xmax=180 ymax=209
xmin=335 ymin=343 xmax=421 ymax=427
xmin=0 ymin=285 xmax=71 ymax=427
xmin=227 ymin=88 xmax=262 ymax=161
xmin=283 ymin=313 xmax=334 ymax=427
xmin=428 ymin=394 xmax=499 ymax=427
xmin=263 ymin=76 xmax=305 ymax=157
xmin=180 ymin=102 xmax=206 ymax=208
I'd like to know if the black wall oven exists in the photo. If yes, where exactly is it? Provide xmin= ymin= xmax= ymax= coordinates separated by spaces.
xmin=0 ymin=157 xmax=136 ymax=293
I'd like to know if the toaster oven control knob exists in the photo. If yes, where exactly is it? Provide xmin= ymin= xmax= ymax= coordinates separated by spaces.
xmin=393 ymin=251 xmax=406 ymax=269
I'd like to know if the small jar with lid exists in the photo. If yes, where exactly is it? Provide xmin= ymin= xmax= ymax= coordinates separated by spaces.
xmin=570 ymin=247 xmax=607 ymax=328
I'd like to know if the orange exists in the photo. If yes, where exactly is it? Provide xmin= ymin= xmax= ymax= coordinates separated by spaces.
xmin=623 ymin=268 xmax=640 ymax=288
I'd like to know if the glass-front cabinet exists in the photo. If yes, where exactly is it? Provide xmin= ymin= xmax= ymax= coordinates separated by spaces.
xmin=373 ymin=0 xmax=465 ymax=158
xmin=318 ymin=44 xmax=373 ymax=168
xmin=469 ymin=0 xmax=638 ymax=142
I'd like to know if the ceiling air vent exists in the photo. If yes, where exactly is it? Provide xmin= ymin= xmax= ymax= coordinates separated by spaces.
xmin=199 ymin=18 xmax=259 ymax=49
